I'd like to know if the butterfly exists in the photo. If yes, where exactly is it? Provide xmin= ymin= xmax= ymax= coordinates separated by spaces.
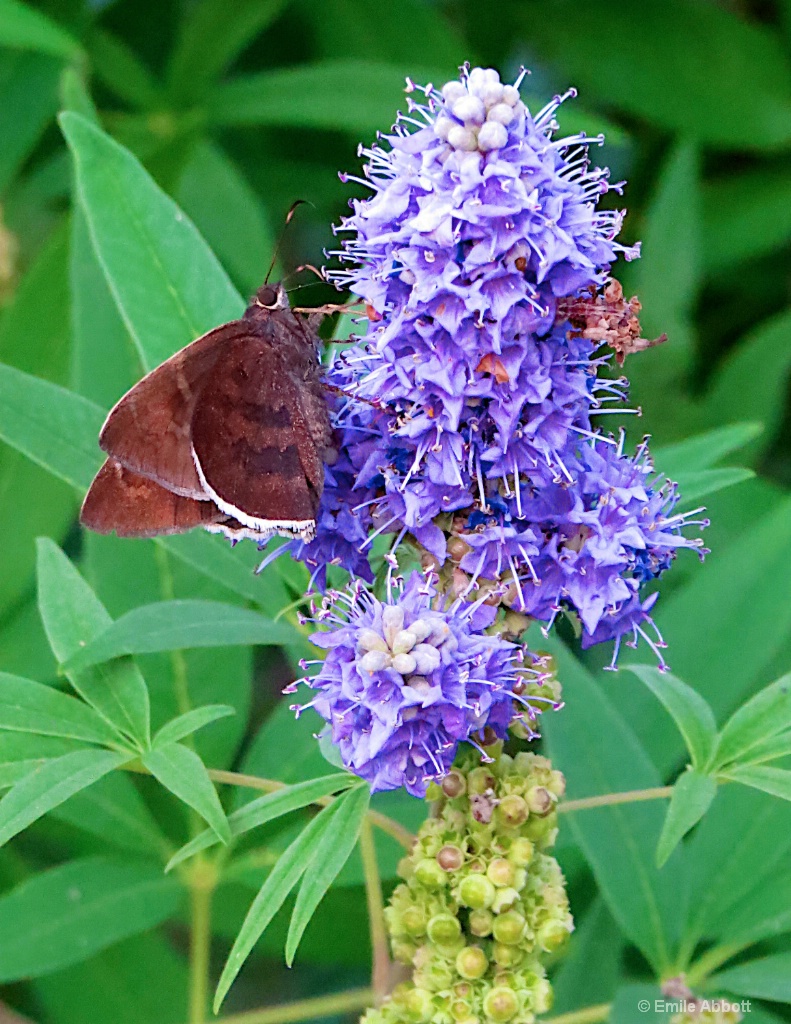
xmin=81 ymin=282 xmax=336 ymax=544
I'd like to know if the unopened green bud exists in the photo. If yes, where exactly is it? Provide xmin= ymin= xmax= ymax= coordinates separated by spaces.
xmin=533 ymin=978 xmax=553 ymax=1015
xmin=453 ymin=983 xmax=472 ymax=999
xmin=487 ymin=858 xmax=515 ymax=887
xmin=391 ymin=939 xmax=417 ymax=963
xmin=468 ymin=909 xmax=494 ymax=936
xmin=492 ymin=910 xmax=526 ymax=945
xmin=491 ymin=886 xmax=519 ymax=913
xmin=442 ymin=770 xmax=467 ymax=798
xmin=507 ymin=838 xmax=535 ymax=867
xmin=427 ymin=913 xmax=461 ymax=946
xmin=403 ymin=987 xmax=433 ymax=1021
xmin=437 ymin=844 xmax=464 ymax=872
xmin=451 ymin=1001 xmax=471 ymax=1021
xmin=537 ymin=919 xmax=570 ymax=952
xmin=455 ymin=945 xmax=488 ymax=980
xmin=483 ymin=986 xmax=520 ymax=1022
xmin=402 ymin=906 xmax=427 ymax=936
xmin=496 ymin=794 xmax=528 ymax=828
xmin=417 ymin=961 xmax=453 ymax=992
xmin=459 ymin=874 xmax=495 ymax=909
xmin=468 ymin=767 xmax=496 ymax=795
xmin=526 ymin=785 xmax=553 ymax=816
xmin=415 ymin=858 xmax=448 ymax=889
xmin=425 ymin=781 xmax=444 ymax=802
xmin=492 ymin=942 xmax=525 ymax=969
xmin=524 ymin=815 xmax=553 ymax=843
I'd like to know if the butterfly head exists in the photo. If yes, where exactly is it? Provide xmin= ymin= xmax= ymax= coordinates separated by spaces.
xmin=253 ymin=282 xmax=289 ymax=310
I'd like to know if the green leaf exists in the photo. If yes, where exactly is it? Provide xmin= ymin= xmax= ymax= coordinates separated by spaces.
xmin=628 ymin=665 xmax=717 ymax=770
xmin=142 ymin=742 xmax=230 ymax=844
xmin=713 ymin=953 xmax=791 ymax=1001
xmin=160 ymin=532 xmax=273 ymax=605
xmin=176 ymin=140 xmax=276 ymax=295
xmin=0 ymin=671 xmax=120 ymax=745
xmin=702 ymin=308 xmax=791 ymax=465
xmin=59 ymin=64 xmax=99 ymax=123
xmin=208 ymin=60 xmax=447 ymax=135
xmin=656 ymin=769 xmax=717 ymax=868
xmin=286 ymin=784 xmax=369 ymax=965
xmin=550 ymin=899 xmax=623 ymax=1016
xmin=65 ymin=600 xmax=301 ymax=670
xmin=167 ymin=0 xmax=288 ymax=105
xmin=703 ymin=166 xmax=791 ymax=276
xmin=723 ymin=764 xmax=791 ymax=803
xmin=36 ymin=539 xmax=151 ymax=748
xmin=0 ymin=50 xmax=61 ymax=199
xmin=153 ymin=704 xmax=235 ymax=748
xmin=0 ymin=747 xmax=126 ymax=848
xmin=517 ymin=0 xmax=791 ymax=149
xmin=86 ymin=27 xmax=162 ymax=110
xmin=713 ymin=866 xmax=791 ymax=949
xmin=672 ymin=467 xmax=754 ymax=505
xmin=239 ymin=696 xmax=332 ymax=792
xmin=0 ymin=0 xmax=79 ymax=57
xmin=51 ymin=771 xmax=169 ymax=857
xmin=543 ymin=640 xmax=685 ymax=972
xmin=0 ymin=362 xmax=104 ymax=490
xmin=713 ymin=674 xmax=791 ymax=770
xmin=0 ymin=857 xmax=182 ymax=982
xmin=214 ymin=803 xmax=337 ymax=1010
xmin=652 ymin=422 xmax=763 ymax=476
xmin=732 ymin=729 xmax=791 ymax=768
xmin=60 ymin=112 xmax=243 ymax=371
xmin=166 ymin=773 xmax=355 ymax=871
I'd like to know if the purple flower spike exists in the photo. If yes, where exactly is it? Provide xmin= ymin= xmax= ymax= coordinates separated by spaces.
xmin=294 ymin=573 xmax=555 ymax=796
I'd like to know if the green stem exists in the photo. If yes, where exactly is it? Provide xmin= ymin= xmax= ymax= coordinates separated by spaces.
xmin=545 ymin=1003 xmax=611 ymax=1024
xmin=685 ymin=940 xmax=745 ymax=987
xmin=558 ymin=786 xmax=673 ymax=814
xmin=359 ymin=817 xmax=391 ymax=1002
xmin=217 ymin=988 xmax=374 ymax=1024
xmin=188 ymin=861 xmax=215 ymax=1024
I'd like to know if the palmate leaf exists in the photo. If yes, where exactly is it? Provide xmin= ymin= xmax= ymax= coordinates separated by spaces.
xmin=0 ymin=857 xmax=182 ymax=983
xmin=167 ymin=773 xmax=355 ymax=871
xmin=0 ymin=671 xmax=120 ymax=746
xmin=36 ymin=539 xmax=150 ymax=749
xmin=214 ymin=784 xmax=369 ymax=1009
xmin=142 ymin=742 xmax=230 ymax=844
xmin=65 ymin=600 xmax=302 ymax=671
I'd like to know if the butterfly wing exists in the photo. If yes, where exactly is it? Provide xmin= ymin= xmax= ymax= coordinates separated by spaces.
xmin=99 ymin=322 xmax=247 ymax=498
xmin=81 ymin=458 xmax=228 ymax=538
xmin=190 ymin=335 xmax=323 ymax=540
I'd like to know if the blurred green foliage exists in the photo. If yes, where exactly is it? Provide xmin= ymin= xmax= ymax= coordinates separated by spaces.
xmin=0 ymin=0 xmax=790 ymax=1022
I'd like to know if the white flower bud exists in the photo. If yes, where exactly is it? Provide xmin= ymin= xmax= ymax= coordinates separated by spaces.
xmin=434 ymin=113 xmax=454 ymax=141
xmin=392 ymin=629 xmax=417 ymax=654
xmin=502 ymin=84 xmax=520 ymax=106
xmin=357 ymin=629 xmax=389 ymax=653
xmin=477 ymin=121 xmax=508 ymax=152
xmin=391 ymin=652 xmax=417 ymax=675
xmin=360 ymin=650 xmax=391 ymax=673
xmin=487 ymin=103 xmax=515 ymax=126
xmin=405 ymin=675 xmax=432 ymax=695
xmin=480 ymin=82 xmax=504 ymax=108
xmin=447 ymin=125 xmax=479 ymax=151
xmin=441 ymin=80 xmax=467 ymax=105
xmin=409 ymin=618 xmax=433 ymax=643
xmin=381 ymin=604 xmax=405 ymax=646
xmin=452 ymin=95 xmax=486 ymax=125
xmin=412 ymin=644 xmax=442 ymax=675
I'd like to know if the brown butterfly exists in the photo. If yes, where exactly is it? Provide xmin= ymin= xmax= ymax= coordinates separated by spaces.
xmin=81 ymin=282 xmax=336 ymax=543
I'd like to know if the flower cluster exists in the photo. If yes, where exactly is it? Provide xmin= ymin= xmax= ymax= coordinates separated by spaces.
xmin=363 ymin=750 xmax=572 ymax=1024
xmin=274 ymin=64 xmax=703 ymax=665
xmin=292 ymin=573 xmax=561 ymax=797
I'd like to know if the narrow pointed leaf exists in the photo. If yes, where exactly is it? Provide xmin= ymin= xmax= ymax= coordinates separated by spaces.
xmin=0 ymin=857 xmax=182 ymax=982
xmin=628 ymin=666 xmax=717 ymax=770
xmin=0 ymin=748 xmax=126 ymax=848
xmin=153 ymin=705 xmax=235 ymax=748
xmin=656 ymin=769 xmax=717 ymax=867
xmin=142 ymin=742 xmax=230 ymax=844
xmin=652 ymin=422 xmax=763 ymax=476
xmin=0 ymin=671 xmax=120 ymax=745
xmin=734 ymin=729 xmax=791 ymax=768
xmin=672 ymin=466 xmax=753 ymax=505
xmin=713 ymin=953 xmax=791 ymax=1001
xmin=65 ymin=601 xmax=301 ymax=670
xmin=167 ymin=773 xmax=355 ymax=871
xmin=0 ymin=0 xmax=80 ymax=58
xmin=214 ymin=804 xmax=336 ymax=1011
xmin=0 ymin=362 xmax=104 ymax=490
xmin=723 ymin=765 xmax=791 ymax=804
xmin=285 ymin=784 xmax=370 ymax=965
xmin=713 ymin=673 xmax=791 ymax=770
xmin=60 ymin=111 xmax=242 ymax=371
xmin=36 ymin=539 xmax=150 ymax=748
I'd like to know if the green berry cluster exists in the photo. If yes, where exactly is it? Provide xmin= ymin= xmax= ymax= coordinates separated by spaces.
xmin=363 ymin=749 xmax=572 ymax=1024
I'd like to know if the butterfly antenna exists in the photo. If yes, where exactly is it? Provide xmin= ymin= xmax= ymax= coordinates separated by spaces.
xmin=264 ymin=200 xmax=312 ymax=284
